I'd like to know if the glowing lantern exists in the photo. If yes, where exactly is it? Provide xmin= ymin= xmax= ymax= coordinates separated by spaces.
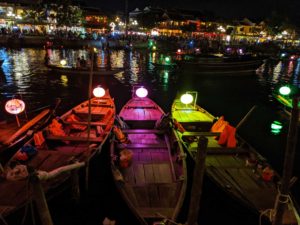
xmin=93 ymin=86 xmax=105 ymax=97
xmin=5 ymin=99 xmax=25 ymax=115
xmin=180 ymin=93 xmax=193 ymax=104
xmin=152 ymin=45 xmax=157 ymax=51
xmin=165 ymin=57 xmax=170 ymax=63
xmin=136 ymin=87 xmax=148 ymax=98
xmin=279 ymin=86 xmax=291 ymax=96
xmin=60 ymin=59 xmax=67 ymax=66
xmin=177 ymin=49 xmax=182 ymax=54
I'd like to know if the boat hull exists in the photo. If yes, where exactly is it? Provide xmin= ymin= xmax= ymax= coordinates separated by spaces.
xmin=171 ymin=99 xmax=300 ymax=224
xmin=46 ymin=64 xmax=123 ymax=76
xmin=111 ymin=97 xmax=187 ymax=224
xmin=176 ymin=59 xmax=264 ymax=75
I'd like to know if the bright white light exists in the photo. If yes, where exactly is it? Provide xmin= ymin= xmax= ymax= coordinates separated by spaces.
xmin=279 ymin=86 xmax=291 ymax=96
xmin=136 ymin=87 xmax=148 ymax=98
xmin=180 ymin=94 xmax=193 ymax=104
xmin=93 ymin=86 xmax=105 ymax=97
xmin=60 ymin=59 xmax=67 ymax=66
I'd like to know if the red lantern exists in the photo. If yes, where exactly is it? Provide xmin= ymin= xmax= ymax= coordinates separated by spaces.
xmin=5 ymin=99 xmax=26 ymax=115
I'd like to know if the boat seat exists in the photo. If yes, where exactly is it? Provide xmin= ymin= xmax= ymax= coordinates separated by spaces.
xmin=181 ymin=131 xmax=221 ymax=137
xmin=189 ymin=146 xmax=248 ymax=155
xmin=125 ymin=105 xmax=157 ymax=109
xmin=62 ymin=120 xmax=107 ymax=126
xmin=46 ymin=134 xmax=103 ymax=142
xmin=117 ymin=143 xmax=167 ymax=149
xmin=122 ymin=129 xmax=164 ymax=134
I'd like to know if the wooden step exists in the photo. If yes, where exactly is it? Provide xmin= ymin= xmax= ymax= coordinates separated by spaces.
xmin=181 ymin=131 xmax=221 ymax=137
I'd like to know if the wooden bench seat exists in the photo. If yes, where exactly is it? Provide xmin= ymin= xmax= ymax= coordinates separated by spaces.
xmin=46 ymin=135 xmax=103 ymax=142
xmin=122 ymin=129 xmax=164 ymax=134
xmin=62 ymin=120 xmax=108 ymax=126
xmin=181 ymin=131 xmax=221 ymax=137
xmin=118 ymin=143 xmax=167 ymax=149
xmin=189 ymin=146 xmax=248 ymax=155
xmin=125 ymin=105 xmax=157 ymax=109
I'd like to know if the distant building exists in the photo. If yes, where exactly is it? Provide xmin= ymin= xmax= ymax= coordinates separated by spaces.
xmin=82 ymin=7 xmax=108 ymax=33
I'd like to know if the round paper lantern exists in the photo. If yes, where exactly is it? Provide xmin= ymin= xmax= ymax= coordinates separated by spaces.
xmin=93 ymin=86 xmax=105 ymax=97
xmin=180 ymin=93 xmax=193 ymax=104
xmin=5 ymin=99 xmax=26 ymax=115
xmin=136 ymin=87 xmax=148 ymax=98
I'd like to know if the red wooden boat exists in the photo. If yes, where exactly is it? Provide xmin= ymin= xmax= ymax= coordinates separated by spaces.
xmin=0 ymin=91 xmax=115 ymax=220
xmin=110 ymin=87 xmax=187 ymax=224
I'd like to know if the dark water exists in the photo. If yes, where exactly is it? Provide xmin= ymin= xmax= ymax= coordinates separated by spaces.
xmin=0 ymin=47 xmax=300 ymax=225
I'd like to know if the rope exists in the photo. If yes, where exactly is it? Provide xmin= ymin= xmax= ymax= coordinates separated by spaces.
xmin=259 ymin=187 xmax=295 ymax=225
xmin=259 ymin=209 xmax=273 ymax=225
xmin=0 ymin=214 xmax=9 ymax=225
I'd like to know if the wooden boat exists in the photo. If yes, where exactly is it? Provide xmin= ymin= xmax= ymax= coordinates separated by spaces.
xmin=176 ymin=57 xmax=264 ymax=75
xmin=46 ymin=64 xmax=124 ymax=76
xmin=171 ymin=94 xmax=300 ymax=225
xmin=0 ymin=91 xmax=115 ymax=220
xmin=151 ymin=62 xmax=177 ymax=69
xmin=110 ymin=89 xmax=187 ymax=224
xmin=273 ymin=94 xmax=300 ymax=124
xmin=0 ymin=108 xmax=53 ymax=166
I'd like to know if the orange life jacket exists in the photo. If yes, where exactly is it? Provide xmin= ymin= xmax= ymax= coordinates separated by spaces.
xmin=119 ymin=149 xmax=133 ymax=168
xmin=262 ymin=166 xmax=274 ymax=182
xmin=48 ymin=119 xmax=66 ymax=136
xmin=34 ymin=131 xmax=45 ymax=148
xmin=211 ymin=116 xmax=229 ymax=133
xmin=218 ymin=124 xmax=237 ymax=148
xmin=113 ymin=126 xmax=130 ymax=143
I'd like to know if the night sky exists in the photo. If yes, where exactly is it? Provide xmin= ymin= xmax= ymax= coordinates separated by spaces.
xmin=85 ymin=0 xmax=300 ymax=22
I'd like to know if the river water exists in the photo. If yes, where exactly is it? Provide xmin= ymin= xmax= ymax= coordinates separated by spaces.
xmin=0 ymin=47 xmax=300 ymax=225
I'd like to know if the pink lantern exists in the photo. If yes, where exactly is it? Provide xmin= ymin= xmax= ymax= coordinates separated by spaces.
xmin=5 ymin=99 xmax=25 ymax=115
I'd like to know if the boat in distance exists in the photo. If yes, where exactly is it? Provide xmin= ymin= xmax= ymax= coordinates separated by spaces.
xmin=46 ymin=64 xmax=124 ymax=76
xmin=0 ymin=91 xmax=115 ymax=219
xmin=176 ymin=57 xmax=264 ymax=75
xmin=171 ymin=92 xmax=300 ymax=225
xmin=110 ymin=86 xmax=187 ymax=224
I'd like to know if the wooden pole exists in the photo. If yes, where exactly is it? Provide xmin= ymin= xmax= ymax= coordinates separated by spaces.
xmin=86 ymin=47 xmax=94 ymax=191
xmin=186 ymin=136 xmax=208 ymax=225
xmin=235 ymin=105 xmax=257 ymax=130
xmin=31 ymin=176 xmax=53 ymax=225
xmin=272 ymin=97 xmax=299 ymax=225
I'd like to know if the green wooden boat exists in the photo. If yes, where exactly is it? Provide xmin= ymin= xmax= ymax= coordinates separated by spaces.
xmin=171 ymin=93 xmax=300 ymax=225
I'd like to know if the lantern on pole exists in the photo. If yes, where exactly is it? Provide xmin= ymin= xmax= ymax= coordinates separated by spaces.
xmin=5 ymin=98 xmax=26 ymax=127
xmin=93 ymin=86 xmax=105 ymax=98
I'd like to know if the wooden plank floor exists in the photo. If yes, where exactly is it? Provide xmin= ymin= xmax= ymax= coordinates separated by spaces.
xmin=120 ymin=132 xmax=180 ymax=215
xmin=205 ymin=154 xmax=279 ymax=211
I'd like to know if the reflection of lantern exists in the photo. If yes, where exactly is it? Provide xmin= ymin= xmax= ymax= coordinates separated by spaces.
xmin=5 ymin=99 xmax=25 ymax=115
xmin=93 ymin=86 xmax=105 ymax=97
xmin=60 ymin=59 xmax=67 ymax=66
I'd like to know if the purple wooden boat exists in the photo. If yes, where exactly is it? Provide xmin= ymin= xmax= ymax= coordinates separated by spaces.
xmin=110 ymin=87 xmax=187 ymax=224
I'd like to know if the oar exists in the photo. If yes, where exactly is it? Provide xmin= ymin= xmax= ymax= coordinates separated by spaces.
xmin=235 ymin=105 xmax=257 ymax=131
